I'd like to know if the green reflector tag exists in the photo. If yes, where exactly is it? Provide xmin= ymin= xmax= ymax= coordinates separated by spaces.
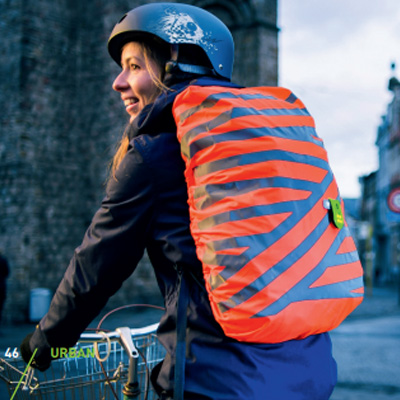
xmin=329 ymin=199 xmax=344 ymax=229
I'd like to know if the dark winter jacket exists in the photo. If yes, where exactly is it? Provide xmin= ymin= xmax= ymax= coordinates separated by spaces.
xmin=30 ymin=77 xmax=337 ymax=399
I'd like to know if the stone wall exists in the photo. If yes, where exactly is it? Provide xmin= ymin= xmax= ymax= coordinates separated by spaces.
xmin=0 ymin=0 xmax=278 ymax=323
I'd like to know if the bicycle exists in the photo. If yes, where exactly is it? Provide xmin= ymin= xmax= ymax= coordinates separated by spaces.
xmin=0 ymin=312 xmax=166 ymax=400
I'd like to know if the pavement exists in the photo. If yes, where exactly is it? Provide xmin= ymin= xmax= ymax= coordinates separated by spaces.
xmin=330 ymin=285 xmax=400 ymax=400
xmin=0 ymin=285 xmax=399 ymax=399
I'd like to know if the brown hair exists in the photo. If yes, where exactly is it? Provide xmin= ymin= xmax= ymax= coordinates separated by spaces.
xmin=110 ymin=40 xmax=170 ymax=178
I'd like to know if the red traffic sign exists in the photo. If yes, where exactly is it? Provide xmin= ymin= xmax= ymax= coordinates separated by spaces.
xmin=387 ymin=188 xmax=400 ymax=213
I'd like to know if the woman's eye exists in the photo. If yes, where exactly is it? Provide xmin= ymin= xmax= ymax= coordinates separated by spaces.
xmin=130 ymin=64 xmax=140 ymax=71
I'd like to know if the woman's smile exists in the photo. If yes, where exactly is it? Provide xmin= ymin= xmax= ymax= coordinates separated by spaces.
xmin=112 ymin=42 xmax=161 ymax=122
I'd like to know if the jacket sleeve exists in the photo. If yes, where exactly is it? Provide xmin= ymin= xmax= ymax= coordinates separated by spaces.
xmin=31 ymin=136 xmax=157 ymax=351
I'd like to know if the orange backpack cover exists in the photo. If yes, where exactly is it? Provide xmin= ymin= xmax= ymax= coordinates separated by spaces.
xmin=172 ymin=85 xmax=364 ymax=343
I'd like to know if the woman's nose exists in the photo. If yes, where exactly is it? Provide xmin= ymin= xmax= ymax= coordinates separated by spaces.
xmin=112 ymin=70 xmax=129 ymax=92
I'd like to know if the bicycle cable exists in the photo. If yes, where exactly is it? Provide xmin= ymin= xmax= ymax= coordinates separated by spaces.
xmin=89 ymin=303 xmax=165 ymax=400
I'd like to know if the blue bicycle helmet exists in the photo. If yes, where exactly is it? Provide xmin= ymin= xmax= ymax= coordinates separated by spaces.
xmin=108 ymin=2 xmax=234 ymax=81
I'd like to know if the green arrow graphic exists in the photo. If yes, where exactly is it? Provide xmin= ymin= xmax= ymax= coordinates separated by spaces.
xmin=10 ymin=348 xmax=38 ymax=400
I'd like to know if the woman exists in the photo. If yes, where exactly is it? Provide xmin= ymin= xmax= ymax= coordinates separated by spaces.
xmin=21 ymin=3 xmax=337 ymax=399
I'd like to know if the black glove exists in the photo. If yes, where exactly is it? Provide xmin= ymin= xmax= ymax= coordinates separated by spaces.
xmin=20 ymin=331 xmax=52 ymax=372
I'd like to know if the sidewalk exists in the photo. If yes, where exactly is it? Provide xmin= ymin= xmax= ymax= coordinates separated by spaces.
xmin=345 ymin=285 xmax=400 ymax=320
xmin=330 ymin=285 xmax=400 ymax=400
xmin=330 ymin=312 xmax=400 ymax=400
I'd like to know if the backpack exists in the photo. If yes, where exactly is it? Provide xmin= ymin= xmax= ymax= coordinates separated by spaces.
xmin=172 ymin=85 xmax=364 ymax=343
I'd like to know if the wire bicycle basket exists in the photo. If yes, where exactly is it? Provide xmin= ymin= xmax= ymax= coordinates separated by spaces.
xmin=0 ymin=324 xmax=165 ymax=400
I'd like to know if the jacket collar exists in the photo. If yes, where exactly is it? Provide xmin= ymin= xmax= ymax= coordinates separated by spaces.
xmin=127 ymin=78 xmax=241 ymax=140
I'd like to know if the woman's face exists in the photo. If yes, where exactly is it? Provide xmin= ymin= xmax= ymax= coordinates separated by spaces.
xmin=112 ymin=42 xmax=161 ymax=122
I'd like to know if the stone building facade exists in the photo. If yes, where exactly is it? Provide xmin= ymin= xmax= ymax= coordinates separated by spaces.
xmin=0 ymin=0 xmax=278 ymax=323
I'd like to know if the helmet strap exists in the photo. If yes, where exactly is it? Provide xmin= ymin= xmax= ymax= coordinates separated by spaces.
xmin=165 ymin=44 xmax=216 ymax=77
xmin=164 ymin=44 xmax=180 ymax=74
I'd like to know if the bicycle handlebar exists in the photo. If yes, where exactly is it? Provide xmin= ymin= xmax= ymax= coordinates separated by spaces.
xmin=79 ymin=323 xmax=159 ymax=343
xmin=0 ymin=322 xmax=163 ymax=400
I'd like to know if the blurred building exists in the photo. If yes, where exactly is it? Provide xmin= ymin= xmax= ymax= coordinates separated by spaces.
xmin=0 ymin=0 xmax=279 ymax=322
xmin=359 ymin=65 xmax=400 ymax=285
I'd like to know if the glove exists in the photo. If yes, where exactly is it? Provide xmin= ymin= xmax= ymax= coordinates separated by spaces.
xmin=20 ymin=330 xmax=52 ymax=372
